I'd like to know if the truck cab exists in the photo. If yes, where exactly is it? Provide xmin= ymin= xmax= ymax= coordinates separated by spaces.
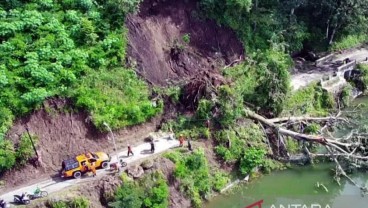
xmin=60 ymin=152 xmax=110 ymax=179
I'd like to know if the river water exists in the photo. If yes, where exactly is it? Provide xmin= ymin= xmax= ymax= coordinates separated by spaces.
xmin=205 ymin=97 xmax=368 ymax=208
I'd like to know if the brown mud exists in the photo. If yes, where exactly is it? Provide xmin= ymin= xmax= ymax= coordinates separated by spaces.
xmin=1 ymin=0 xmax=245 ymax=206
xmin=126 ymin=0 xmax=244 ymax=86
xmin=0 ymin=98 xmax=161 ymax=193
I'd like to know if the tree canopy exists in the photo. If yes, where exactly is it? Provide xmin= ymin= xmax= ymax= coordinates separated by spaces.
xmin=0 ymin=0 xmax=159 ymax=141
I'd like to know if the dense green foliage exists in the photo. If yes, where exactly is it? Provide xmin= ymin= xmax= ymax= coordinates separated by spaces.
xmin=0 ymin=140 xmax=16 ymax=171
xmin=282 ymin=83 xmax=336 ymax=116
xmin=214 ymin=123 xmax=266 ymax=162
xmin=223 ymin=49 xmax=292 ymax=116
xmin=0 ymin=0 xmax=159 ymax=142
xmin=76 ymin=68 xmax=162 ymax=130
xmin=331 ymin=35 xmax=368 ymax=52
xmin=0 ymin=134 xmax=38 ymax=172
xmin=239 ymin=147 xmax=266 ymax=175
xmin=111 ymin=171 xmax=169 ymax=208
xmin=200 ymin=0 xmax=368 ymax=52
xmin=164 ymin=149 xmax=230 ymax=208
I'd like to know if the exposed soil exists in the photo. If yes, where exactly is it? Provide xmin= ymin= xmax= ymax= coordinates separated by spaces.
xmin=27 ymin=175 xmax=121 ymax=208
xmin=1 ymin=0 xmax=246 ymax=204
xmin=151 ymin=158 xmax=191 ymax=208
xmin=126 ymin=0 xmax=244 ymax=86
xmin=0 ymin=98 xmax=162 ymax=193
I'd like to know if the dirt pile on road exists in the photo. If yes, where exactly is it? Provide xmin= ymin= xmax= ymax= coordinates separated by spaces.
xmin=126 ymin=0 xmax=244 ymax=86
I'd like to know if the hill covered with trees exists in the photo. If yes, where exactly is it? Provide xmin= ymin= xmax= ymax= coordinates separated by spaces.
xmin=1 ymin=0 xmax=368 ymax=207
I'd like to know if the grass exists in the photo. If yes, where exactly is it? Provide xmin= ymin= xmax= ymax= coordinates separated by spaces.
xmin=282 ymin=83 xmax=335 ymax=117
xmin=331 ymin=35 xmax=368 ymax=52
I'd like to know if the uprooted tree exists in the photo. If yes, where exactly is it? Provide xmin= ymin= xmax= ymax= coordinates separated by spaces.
xmin=177 ymin=68 xmax=368 ymax=195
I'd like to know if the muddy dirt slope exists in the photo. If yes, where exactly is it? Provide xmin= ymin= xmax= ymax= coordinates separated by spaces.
xmin=1 ymin=99 xmax=161 ymax=192
xmin=127 ymin=0 xmax=244 ymax=85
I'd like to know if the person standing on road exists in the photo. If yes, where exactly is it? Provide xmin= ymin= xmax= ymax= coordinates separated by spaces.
xmin=187 ymin=139 xmax=192 ymax=151
xmin=90 ymin=162 xmax=97 ymax=177
xmin=150 ymin=140 xmax=155 ymax=153
xmin=179 ymin=134 xmax=184 ymax=147
xmin=127 ymin=144 xmax=134 ymax=156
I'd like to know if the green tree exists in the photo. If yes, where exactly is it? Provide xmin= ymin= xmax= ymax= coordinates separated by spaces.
xmin=252 ymin=49 xmax=291 ymax=115
xmin=0 ymin=140 xmax=16 ymax=172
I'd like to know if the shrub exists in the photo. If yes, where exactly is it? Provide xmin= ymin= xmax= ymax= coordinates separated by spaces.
xmin=340 ymin=83 xmax=353 ymax=107
xmin=331 ymin=35 xmax=367 ymax=52
xmin=285 ymin=138 xmax=300 ymax=154
xmin=182 ymin=33 xmax=190 ymax=44
xmin=49 ymin=201 xmax=68 ymax=208
xmin=214 ymin=124 xmax=266 ymax=163
xmin=212 ymin=171 xmax=230 ymax=192
xmin=0 ymin=140 xmax=16 ymax=172
xmin=75 ymin=68 xmax=162 ymax=130
xmin=304 ymin=123 xmax=320 ymax=134
xmin=48 ymin=197 xmax=89 ymax=208
xmin=168 ymin=149 xmax=230 ymax=207
xmin=70 ymin=197 xmax=90 ymax=208
xmin=110 ymin=181 xmax=143 ymax=208
xmin=261 ymin=159 xmax=284 ymax=173
xmin=239 ymin=147 xmax=266 ymax=175
xmin=282 ymin=84 xmax=336 ymax=116
xmin=15 ymin=134 xmax=38 ymax=166
xmin=222 ymin=49 xmax=291 ymax=116
xmin=111 ymin=171 xmax=169 ymax=208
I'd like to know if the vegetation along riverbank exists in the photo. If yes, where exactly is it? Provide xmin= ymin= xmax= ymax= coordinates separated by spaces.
xmin=1 ymin=0 xmax=368 ymax=207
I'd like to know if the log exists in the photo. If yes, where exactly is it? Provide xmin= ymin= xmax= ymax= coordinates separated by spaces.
xmin=247 ymin=110 xmax=328 ymax=144
xmin=267 ymin=116 xmax=347 ymax=123
xmin=311 ymin=153 xmax=368 ymax=160
xmin=245 ymin=110 xmax=353 ymax=149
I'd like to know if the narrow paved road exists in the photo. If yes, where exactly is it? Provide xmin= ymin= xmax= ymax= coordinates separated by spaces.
xmin=291 ymin=45 xmax=368 ymax=91
xmin=2 ymin=46 xmax=368 ymax=206
xmin=0 ymin=135 xmax=178 ymax=205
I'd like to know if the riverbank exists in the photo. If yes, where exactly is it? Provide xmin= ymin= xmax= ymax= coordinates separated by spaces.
xmin=205 ymin=96 xmax=368 ymax=208
xmin=205 ymin=163 xmax=368 ymax=208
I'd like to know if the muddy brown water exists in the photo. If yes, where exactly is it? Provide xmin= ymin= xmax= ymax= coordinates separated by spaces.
xmin=205 ymin=97 xmax=368 ymax=208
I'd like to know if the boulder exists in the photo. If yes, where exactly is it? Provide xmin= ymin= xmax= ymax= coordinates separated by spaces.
xmin=126 ymin=165 xmax=144 ymax=179
xmin=141 ymin=160 xmax=154 ymax=170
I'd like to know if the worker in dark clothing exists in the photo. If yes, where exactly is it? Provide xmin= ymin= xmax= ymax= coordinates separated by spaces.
xmin=205 ymin=119 xmax=210 ymax=129
xmin=150 ymin=140 xmax=155 ymax=153
xmin=127 ymin=144 xmax=134 ymax=156
xmin=187 ymin=139 xmax=192 ymax=151
xmin=226 ymin=138 xmax=231 ymax=149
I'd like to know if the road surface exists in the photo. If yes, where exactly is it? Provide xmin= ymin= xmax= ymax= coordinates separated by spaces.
xmin=291 ymin=45 xmax=368 ymax=91
xmin=1 ymin=46 xmax=368 ymax=206
xmin=0 ymin=134 xmax=178 ymax=205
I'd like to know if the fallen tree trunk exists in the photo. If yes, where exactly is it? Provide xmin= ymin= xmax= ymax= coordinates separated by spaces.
xmin=246 ymin=110 xmax=339 ymax=145
xmin=267 ymin=115 xmax=347 ymax=123
xmin=244 ymin=109 xmax=368 ymax=194
xmin=311 ymin=153 xmax=368 ymax=160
